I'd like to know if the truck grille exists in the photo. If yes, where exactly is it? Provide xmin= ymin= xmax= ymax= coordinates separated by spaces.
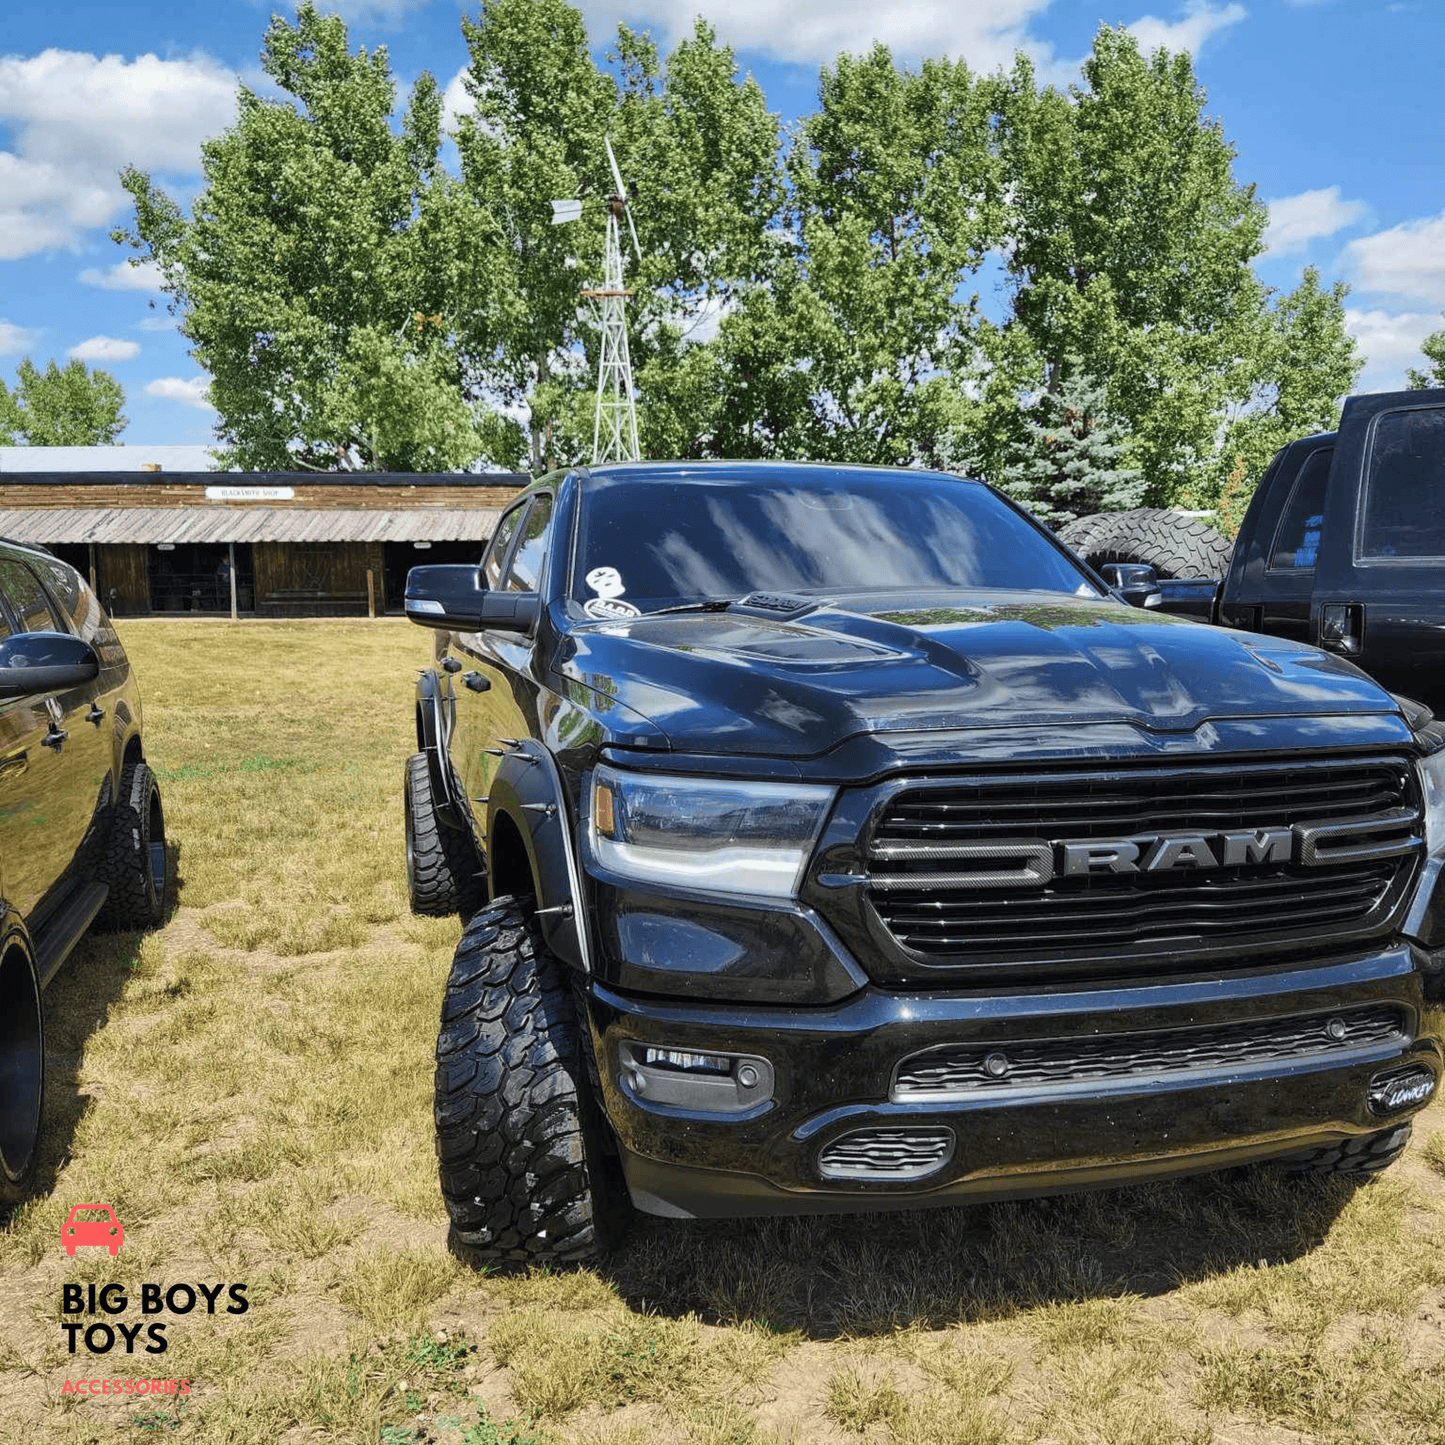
xmin=893 ymin=1004 xmax=1408 ymax=1099
xmin=865 ymin=757 xmax=1419 ymax=970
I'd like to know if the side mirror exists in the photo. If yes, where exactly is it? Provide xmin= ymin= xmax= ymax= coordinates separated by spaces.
xmin=404 ymin=565 xmax=539 ymax=633
xmin=1099 ymin=562 xmax=1162 ymax=609
xmin=0 ymin=632 xmax=101 ymax=699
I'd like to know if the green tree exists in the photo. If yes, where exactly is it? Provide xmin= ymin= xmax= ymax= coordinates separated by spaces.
xmin=1408 ymin=321 xmax=1445 ymax=390
xmin=0 ymin=358 xmax=127 ymax=446
xmin=1210 ymin=266 xmax=1361 ymax=504
xmin=981 ymin=28 xmax=1274 ymax=504
xmin=993 ymin=365 xmax=1143 ymax=522
xmin=115 ymin=4 xmax=498 ymax=471
xmin=452 ymin=2 xmax=784 ymax=469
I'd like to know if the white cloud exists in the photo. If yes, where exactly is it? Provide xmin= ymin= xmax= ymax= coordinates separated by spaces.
xmin=144 ymin=375 xmax=214 ymax=410
xmin=1345 ymin=308 xmax=1442 ymax=394
xmin=68 ymin=336 xmax=141 ymax=363
xmin=0 ymin=320 xmax=41 ymax=356
xmin=1126 ymin=1 xmax=1248 ymax=57
xmin=441 ymin=68 xmax=476 ymax=134
xmin=1346 ymin=211 xmax=1445 ymax=307
xmin=310 ymin=0 xmax=429 ymax=21
xmin=136 ymin=315 xmax=177 ymax=332
xmin=1262 ymin=186 xmax=1368 ymax=255
xmin=573 ymin=0 xmax=1053 ymax=73
xmin=79 ymin=259 xmax=166 ymax=292
xmin=0 ymin=49 xmax=236 ymax=259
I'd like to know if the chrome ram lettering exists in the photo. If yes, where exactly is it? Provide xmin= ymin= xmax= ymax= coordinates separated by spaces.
xmin=1059 ymin=828 xmax=1294 ymax=877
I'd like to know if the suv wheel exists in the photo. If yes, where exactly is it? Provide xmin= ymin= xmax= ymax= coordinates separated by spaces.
xmin=96 ymin=760 xmax=168 ymax=932
xmin=435 ymin=896 xmax=631 ymax=1266
xmin=405 ymin=753 xmax=484 ymax=917
xmin=1277 ymin=1124 xmax=1412 ymax=1177
xmin=0 ymin=947 xmax=44 ymax=1206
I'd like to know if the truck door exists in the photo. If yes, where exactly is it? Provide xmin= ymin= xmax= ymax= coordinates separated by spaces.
xmin=1219 ymin=436 xmax=1333 ymax=647
xmin=1315 ymin=390 xmax=1445 ymax=707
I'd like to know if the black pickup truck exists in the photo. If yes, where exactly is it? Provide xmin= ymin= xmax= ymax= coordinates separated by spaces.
xmin=1081 ymin=388 xmax=1445 ymax=713
xmin=404 ymin=461 xmax=1444 ymax=1266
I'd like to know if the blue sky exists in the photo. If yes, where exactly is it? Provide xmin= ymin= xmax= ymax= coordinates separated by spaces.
xmin=1 ymin=0 xmax=1442 ymax=447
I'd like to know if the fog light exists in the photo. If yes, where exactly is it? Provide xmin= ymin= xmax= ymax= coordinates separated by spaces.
xmin=642 ymin=1047 xmax=731 ymax=1074
xmin=619 ymin=1042 xmax=774 ymax=1114
xmin=1368 ymin=1064 xmax=1437 ymax=1115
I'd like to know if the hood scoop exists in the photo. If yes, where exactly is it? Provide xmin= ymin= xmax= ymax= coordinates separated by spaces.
xmin=731 ymin=591 xmax=819 ymax=621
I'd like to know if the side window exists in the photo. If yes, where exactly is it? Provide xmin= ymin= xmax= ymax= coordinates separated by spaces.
xmin=483 ymin=505 xmax=528 ymax=590
xmin=505 ymin=495 xmax=554 ymax=593
xmin=0 ymin=557 xmax=65 ymax=632
xmin=1268 ymin=448 xmax=1332 ymax=571
xmin=28 ymin=554 xmax=127 ymax=670
xmin=1362 ymin=406 xmax=1445 ymax=558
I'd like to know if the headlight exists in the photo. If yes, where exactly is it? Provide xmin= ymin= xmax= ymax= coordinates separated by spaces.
xmin=587 ymin=764 xmax=835 ymax=899
xmin=1420 ymin=745 xmax=1445 ymax=858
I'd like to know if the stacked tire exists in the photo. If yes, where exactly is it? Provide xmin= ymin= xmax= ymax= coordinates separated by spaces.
xmin=1056 ymin=508 xmax=1233 ymax=581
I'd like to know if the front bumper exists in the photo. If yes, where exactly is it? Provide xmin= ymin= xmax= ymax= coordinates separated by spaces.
xmin=584 ymin=944 xmax=1442 ymax=1218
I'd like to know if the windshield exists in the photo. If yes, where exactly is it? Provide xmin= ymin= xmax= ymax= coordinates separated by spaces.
xmin=571 ymin=472 xmax=1101 ymax=614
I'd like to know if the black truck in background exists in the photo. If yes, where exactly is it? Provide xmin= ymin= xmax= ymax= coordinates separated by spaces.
xmin=1067 ymin=388 xmax=1445 ymax=713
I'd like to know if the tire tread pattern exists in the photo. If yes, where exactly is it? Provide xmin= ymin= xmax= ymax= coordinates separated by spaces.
xmin=1277 ymin=1124 xmax=1412 ymax=1177
xmin=95 ymin=760 xmax=165 ymax=932
xmin=405 ymin=752 xmax=484 ymax=917
xmin=434 ymin=896 xmax=625 ymax=1266
xmin=1063 ymin=507 xmax=1234 ymax=580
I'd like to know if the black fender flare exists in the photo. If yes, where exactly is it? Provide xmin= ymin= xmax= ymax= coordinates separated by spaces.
xmin=487 ymin=739 xmax=591 ymax=975
xmin=415 ymin=669 xmax=464 ymax=828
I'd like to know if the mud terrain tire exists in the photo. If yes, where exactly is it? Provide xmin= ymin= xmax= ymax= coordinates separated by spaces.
xmin=1075 ymin=508 xmax=1234 ymax=580
xmin=435 ymin=896 xmax=630 ymax=1266
xmin=1277 ymin=1124 xmax=1412 ymax=1178
xmin=405 ymin=752 xmax=484 ymax=918
xmin=95 ymin=760 xmax=167 ymax=931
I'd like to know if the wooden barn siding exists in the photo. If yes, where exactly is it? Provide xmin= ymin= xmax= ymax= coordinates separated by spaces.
xmin=0 ymin=483 xmax=522 ymax=511
xmin=94 ymin=544 xmax=152 ymax=617
xmin=254 ymin=541 xmax=374 ymax=615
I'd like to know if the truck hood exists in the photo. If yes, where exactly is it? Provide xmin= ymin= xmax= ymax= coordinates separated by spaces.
xmin=556 ymin=589 xmax=1397 ymax=758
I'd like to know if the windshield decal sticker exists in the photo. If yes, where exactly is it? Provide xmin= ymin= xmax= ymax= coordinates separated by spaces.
xmin=585 ymin=596 xmax=641 ymax=620
xmin=586 ymin=566 xmax=627 ymax=599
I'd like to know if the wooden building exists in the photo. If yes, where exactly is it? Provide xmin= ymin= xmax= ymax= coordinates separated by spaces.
xmin=0 ymin=472 xmax=529 ymax=617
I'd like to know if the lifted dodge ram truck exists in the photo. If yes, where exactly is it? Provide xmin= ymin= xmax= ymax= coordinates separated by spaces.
xmin=404 ymin=461 xmax=1445 ymax=1266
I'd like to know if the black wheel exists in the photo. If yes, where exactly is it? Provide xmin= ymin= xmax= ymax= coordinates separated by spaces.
xmin=1276 ymin=1124 xmax=1412 ymax=1178
xmin=435 ymin=896 xmax=631 ymax=1266
xmin=405 ymin=752 xmax=484 ymax=918
xmin=1083 ymin=507 xmax=1234 ymax=580
xmin=95 ymin=760 xmax=167 ymax=932
xmin=0 ymin=946 xmax=44 ymax=1207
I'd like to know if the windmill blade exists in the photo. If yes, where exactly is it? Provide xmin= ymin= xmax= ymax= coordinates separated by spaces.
xmin=604 ymin=137 xmax=643 ymax=262
xmin=550 ymin=198 xmax=583 ymax=225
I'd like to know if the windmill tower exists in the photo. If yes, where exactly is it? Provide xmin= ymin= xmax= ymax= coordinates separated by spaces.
xmin=552 ymin=139 xmax=641 ymax=464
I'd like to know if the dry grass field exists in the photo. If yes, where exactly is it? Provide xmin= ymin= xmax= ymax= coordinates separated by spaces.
xmin=1 ymin=617 xmax=1443 ymax=1445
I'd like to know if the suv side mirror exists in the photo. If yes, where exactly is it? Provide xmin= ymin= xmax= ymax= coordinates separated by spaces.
xmin=1099 ymin=562 xmax=1162 ymax=609
xmin=0 ymin=632 xmax=101 ymax=699
xmin=404 ymin=565 xmax=540 ymax=633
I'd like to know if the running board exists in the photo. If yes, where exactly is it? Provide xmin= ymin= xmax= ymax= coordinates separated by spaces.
xmin=35 ymin=881 xmax=109 ymax=989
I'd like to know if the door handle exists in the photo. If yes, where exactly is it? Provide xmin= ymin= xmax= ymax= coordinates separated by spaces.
xmin=42 ymin=726 xmax=68 ymax=751
xmin=463 ymin=671 xmax=491 ymax=693
xmin=88 ymin=704 xmax=106 ymax=725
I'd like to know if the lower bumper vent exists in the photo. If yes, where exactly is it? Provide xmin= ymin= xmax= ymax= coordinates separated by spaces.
xmin=817 ymin=1127 xmax=955 ymax=1182
xmin=893 ymin=1004 xmax=1407 ymax=1101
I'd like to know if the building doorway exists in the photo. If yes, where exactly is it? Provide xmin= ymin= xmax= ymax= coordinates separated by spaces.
xmin=149 ymin=543 xmax=255 ymax=613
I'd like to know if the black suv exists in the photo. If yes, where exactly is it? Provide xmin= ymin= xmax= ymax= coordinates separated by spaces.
xmin=0 ymin=539 xmax=167 ymax=1206
xmin=405 ymin=463 xmax=1444 ymax=1266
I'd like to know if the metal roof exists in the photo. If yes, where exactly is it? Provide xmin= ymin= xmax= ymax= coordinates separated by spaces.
xmin=0 ymin=507 xmax=501 ymax=545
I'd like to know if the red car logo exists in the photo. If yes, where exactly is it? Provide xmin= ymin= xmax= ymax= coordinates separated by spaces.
xmin=62 ymin=1204 xmax=124 ymax=1257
